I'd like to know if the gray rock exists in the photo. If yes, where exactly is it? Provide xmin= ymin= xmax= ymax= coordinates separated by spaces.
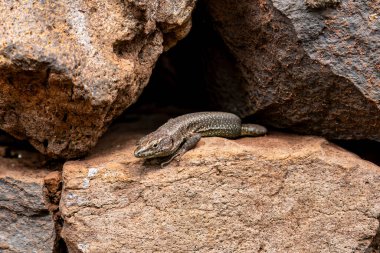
xmin=0 ymin=158 xmax=55 ymax=252
xmin=202 ymin=0 xmax=380 ymax=141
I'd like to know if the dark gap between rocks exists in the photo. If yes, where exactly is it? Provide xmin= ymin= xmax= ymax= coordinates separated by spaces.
xmin=43 ymin=165 xmax=67 ymax=253
xmin=42 ymin=162 xmax=66 ymax=253
xmin=0 ymin=130 xmax=48 ymax=167
xmin=332 ymin=140 xmax=380 ymax=166
xmin=125 ymin=0 xmax=217 ymax=114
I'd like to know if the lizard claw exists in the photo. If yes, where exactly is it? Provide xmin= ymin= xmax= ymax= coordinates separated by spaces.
xmin=160 ymin=153 xmax=181 ymax=168
xmin=160 ymin=160 xmax=170 ymax=168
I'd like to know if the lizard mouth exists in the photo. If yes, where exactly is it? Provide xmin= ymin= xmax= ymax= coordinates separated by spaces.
xmin=134 ymin=147 xmax=170 ymax=159
xmin=134 ymin=148 xmax=145 ymax=158
xmin=134 ymin=147 xmax=158 ymax=159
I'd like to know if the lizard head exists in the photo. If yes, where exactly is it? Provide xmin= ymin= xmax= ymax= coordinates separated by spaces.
xmin=134 ymin=133 xmax=175 ymax=159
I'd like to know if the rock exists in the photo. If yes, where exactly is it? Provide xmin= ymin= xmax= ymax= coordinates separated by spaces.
xmin=60 ymin=118 xmax=380 ymax=252
xmin=0 ymin=156 xmax=55 ymax=252
xmin=199 ymin=0 xmax=380 ymax=141
xmin=0 ymin=0 xmax=196 ymax=158
xmin=44 ymin=170 xmax=66 ymax=253
xmin=44 ymin=171 xmax=63 ymax=213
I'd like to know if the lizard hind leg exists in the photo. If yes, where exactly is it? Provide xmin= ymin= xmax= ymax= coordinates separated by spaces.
xmin=241 ymin=124 xmax=267 ymax=136
xmin=161 ymin=133 xmax=202 ymax=167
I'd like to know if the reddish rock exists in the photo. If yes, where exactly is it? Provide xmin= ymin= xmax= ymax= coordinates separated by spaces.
xmin=60 ymin=119 xmax=380 ymax=252
xmin=0 ymin=0 xmax=196 ymax=158
xmin=44 ymin=171 xmax=63 ymax=212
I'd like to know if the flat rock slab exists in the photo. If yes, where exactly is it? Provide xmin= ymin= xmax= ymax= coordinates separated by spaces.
xmin=61 ymin=120 xmax=380 ymax=252
xmin=0 ymin=157 xmax=55 ymax=252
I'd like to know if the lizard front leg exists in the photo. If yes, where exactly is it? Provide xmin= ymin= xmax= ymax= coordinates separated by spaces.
xmin=161 ymin=133 xmax=202 ymax=167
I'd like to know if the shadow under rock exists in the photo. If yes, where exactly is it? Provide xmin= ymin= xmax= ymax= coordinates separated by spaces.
xmin=332 ymin=139 xmax=380 ymax=166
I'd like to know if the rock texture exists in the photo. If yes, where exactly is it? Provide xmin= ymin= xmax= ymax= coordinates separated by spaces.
xmin=0 ymin=157 xmax=55 ymax=252
xmin=0 ymin=0 xmax=195 ymax=158
xmin=199 ymin=0 xmax=380 ymax=141
xmin=60 ymin=118 xmax=380 ymax=252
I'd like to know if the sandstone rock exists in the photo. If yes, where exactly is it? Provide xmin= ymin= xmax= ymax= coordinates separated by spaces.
xmin=0 ymin=0 xmax=195 ymax=158
xmin=0 ymin=156 xmax=55 ymax=252
xmin=199 ymin=0 xmax=380 ymax=141
xmin=60 ymin=119 xmax=380 ymax=252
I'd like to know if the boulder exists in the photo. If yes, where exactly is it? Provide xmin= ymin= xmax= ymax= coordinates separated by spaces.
xmin=60 ymin=118 xmax=380 ymax=252
xmin=199 ymin=0 xmax=380 ymax=141
xmin=0 ymin=0 xmax=195 ymax=158
xmin=0 ymin=156 xmax=55 ymax=252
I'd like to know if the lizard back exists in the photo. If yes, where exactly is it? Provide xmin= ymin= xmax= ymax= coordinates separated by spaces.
xmin=157 ymin=112 xmax=242 ymax=138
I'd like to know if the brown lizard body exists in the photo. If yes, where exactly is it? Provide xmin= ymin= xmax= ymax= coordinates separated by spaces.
xmin=134 ymin=112 xmax=267 ymax=166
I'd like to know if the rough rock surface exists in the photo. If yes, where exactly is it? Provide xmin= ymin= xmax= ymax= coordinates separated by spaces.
xmin=60 ymin=118 xmax=380 ymax=252
xmin=0 ymin=157 xmax=55 ymax=252
xmin=200 ymin=0 xmax=380 ymax=141
xmin=0 ymin=0 xmax=195 ymax=158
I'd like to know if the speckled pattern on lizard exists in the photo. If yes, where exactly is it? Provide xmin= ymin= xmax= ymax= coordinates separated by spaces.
xmin=134 ymin=112 xmax=267 ymax=166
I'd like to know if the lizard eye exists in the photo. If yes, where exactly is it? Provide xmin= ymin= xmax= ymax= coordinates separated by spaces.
xmin=153 ymin=143 xmax=158 ymax=148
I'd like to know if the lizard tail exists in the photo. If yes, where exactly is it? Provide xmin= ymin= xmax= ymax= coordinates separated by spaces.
xmin=241 ymin=124 xmax=267 ymax=136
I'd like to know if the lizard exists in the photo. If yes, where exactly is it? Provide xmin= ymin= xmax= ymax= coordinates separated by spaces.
xmin=134 ymin=112 xmax=267 ymax=166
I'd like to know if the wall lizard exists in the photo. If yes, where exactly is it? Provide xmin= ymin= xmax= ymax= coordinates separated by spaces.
xmin=134 ymin=112 xmax=267 ymax=166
